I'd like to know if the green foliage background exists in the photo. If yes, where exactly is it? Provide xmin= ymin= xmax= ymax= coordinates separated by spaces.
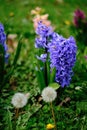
xmin=0 ymin=0 xmax=87 ymax=129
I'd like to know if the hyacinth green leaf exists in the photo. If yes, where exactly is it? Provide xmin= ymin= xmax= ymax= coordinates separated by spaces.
xmin=13 ymin=35 xmax=22 ymax=67
xmin=0 ymin=44 xmax=5 ymax=87
xmin=50 ymin=67 xmax=56 ymax=83
xmin=36 ymin=69 xmax=46 ymax=91
xmin=2 ymin=68 xmax=14 ymax=87
xmin=49 ymin=83 xmax=60 ymax=90
xmin=1 ymin=36 xmax=22 ymax=88
xmin=46 ymin=61 xmax=50 ymax=85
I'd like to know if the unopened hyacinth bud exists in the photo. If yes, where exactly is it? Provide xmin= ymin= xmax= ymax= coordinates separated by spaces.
xmin=11 ymin=92 xmax=30 ymax=108
xmin=0 ymin=23 xmax=9 ymax=62
xmin=41 ymin=87 xmax=57 ymax=102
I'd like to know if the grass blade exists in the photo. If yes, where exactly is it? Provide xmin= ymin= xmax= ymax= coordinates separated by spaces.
xmin=12 ymin=35 xmax=22 ymax=67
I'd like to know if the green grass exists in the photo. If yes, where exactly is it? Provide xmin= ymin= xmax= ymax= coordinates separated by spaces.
xmin=0 ymin=0 xmax=87 ymax=35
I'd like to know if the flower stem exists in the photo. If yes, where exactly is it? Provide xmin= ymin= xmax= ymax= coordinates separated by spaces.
xmin=45 ymin=37 xmax=48 ymax=86
xmin=13 ymin=108 xmax=19 ymax=130
xmin=15 ymin=108 xmax=19 ymax=118
xmin=45 ymin=61 xmax=48 ymax=86
xmin=50 ymin=102 xmax=57 ymax=130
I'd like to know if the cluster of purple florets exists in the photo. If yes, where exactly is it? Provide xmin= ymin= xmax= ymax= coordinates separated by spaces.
xmin=48 ymin=33 xmax=77 ymax=87
xmin=0 ymin=23 xmax=9 ymax=62
xmin=35 ymin=21 xmax=52 ymax=49
xmin=35 ymin=21 xmax=77 ymax=87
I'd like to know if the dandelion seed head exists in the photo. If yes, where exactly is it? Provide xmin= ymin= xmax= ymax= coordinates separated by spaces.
xmin=41 ymin=87 xmax=57 ymax=102
xmin=11 ymin=92 xmax=29 ymax=108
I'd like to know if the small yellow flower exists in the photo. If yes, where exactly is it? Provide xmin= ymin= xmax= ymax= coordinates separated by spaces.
xmin=64 ymin=20 xmax=70 ymax=25
xmin=46 ymin=124 xmax=55 ymax=130
xmin=9 ymin=12 xmax=14 ymax=17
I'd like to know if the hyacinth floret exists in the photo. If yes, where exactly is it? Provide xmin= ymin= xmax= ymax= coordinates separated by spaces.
xmin=0 ymin=23 xmax=9 ymax=62
xmin=36 ymin=54 xmax=47 ymax=62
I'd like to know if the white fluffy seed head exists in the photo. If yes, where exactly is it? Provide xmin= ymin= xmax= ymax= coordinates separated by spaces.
xmin=41 ymin=86 xmax=57 ymax=102
xmin=11 ymin=92 xmax=30 ymax=108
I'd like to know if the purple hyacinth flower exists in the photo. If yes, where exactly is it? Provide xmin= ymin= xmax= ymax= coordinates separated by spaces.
xmin=48 ymin=34 xmax=77 ymax=87
xmin=0 ymin=23 xmax=9 ymax=63
xmin=74 ymin=9 xmax=86 ymax=19
xmin=73 ymin=9 xmax=86 ymax=27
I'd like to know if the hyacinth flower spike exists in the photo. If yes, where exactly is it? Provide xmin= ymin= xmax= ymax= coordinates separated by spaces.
xmin=48 ymin=35 xmax=77 ymax=87
xmin=35 ymin=21 xmax=54 ymax=89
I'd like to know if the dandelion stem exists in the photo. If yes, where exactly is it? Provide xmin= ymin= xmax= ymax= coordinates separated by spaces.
xmin=50 ymin=102 xmax=57 ymax=130
xmin=13 ymin=108 xmax=19 ymax=130
xmin=15 ymin=108 xmax=19 ymax=118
